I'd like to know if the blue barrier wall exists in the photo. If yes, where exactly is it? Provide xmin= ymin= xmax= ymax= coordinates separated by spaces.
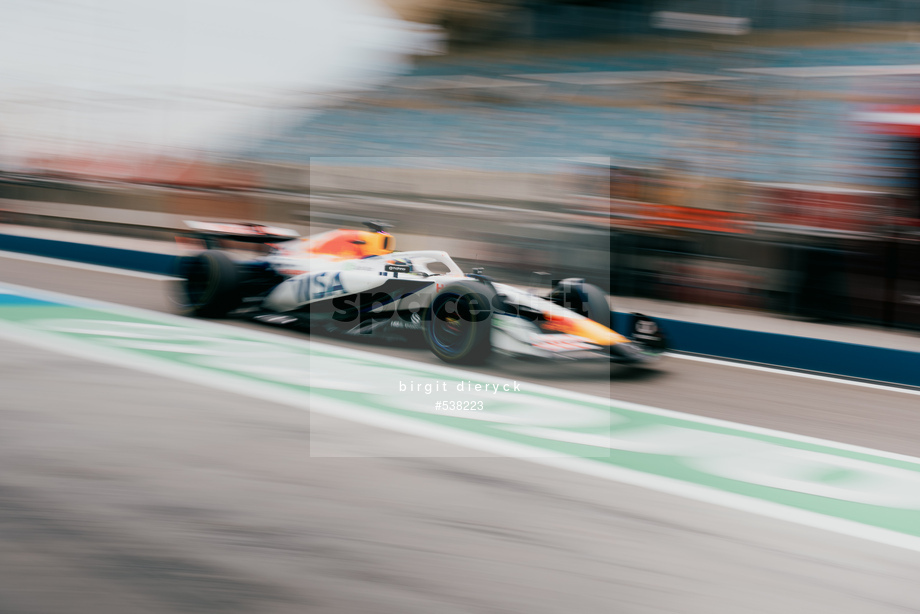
xmin=4 ymin=232 xmax=919 ymax=388
xmin=0 ymin=233 xmax=174 ymax=276
xmin=622 ymin=314 xmax=920 ymax=388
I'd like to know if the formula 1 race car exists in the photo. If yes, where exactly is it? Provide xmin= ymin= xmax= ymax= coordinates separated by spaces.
xmin=174 ymin=221 xmax=667 ymax=366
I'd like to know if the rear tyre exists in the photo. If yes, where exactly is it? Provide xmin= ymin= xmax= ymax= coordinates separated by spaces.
xmin=423 ymin=281 xmax=496 ymax=365
xmin=549 ymin=279 xmax=611 ymax=329
xmin=177 ymin=251 xmax=241 ymax=317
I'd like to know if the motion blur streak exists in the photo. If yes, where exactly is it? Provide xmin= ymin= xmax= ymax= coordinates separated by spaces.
xmin=5 ymin=1 xmax=920 ymax=612
xmin=2 ymin=281 xmax=920 ymax=554
xmin=3 ymin=266 xmax=920 ymax=613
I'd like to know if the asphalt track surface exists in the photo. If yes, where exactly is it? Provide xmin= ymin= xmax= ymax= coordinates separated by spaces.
xmin=2 ymin=257 xmax=920 ymax=613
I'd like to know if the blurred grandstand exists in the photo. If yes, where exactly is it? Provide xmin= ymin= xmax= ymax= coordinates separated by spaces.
xmin=216 ymin=23 xmax=920 ymax=329
xmin=6 ymin=0 xmax=920 ymax=329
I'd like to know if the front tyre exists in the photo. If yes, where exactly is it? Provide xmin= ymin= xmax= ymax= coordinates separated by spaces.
xmin=423 ymin=281 xmax=496 ymax=365
xmin=549 ymin=278 xmax=611 ymax=329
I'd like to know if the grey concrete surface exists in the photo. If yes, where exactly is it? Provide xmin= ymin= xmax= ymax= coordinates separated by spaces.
xmin=3 ymin=337 xmax=920 ymax=614
xmin=2 ymin=256 xmax=920 ymax=458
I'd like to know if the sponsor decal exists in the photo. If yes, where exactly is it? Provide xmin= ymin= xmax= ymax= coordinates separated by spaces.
xmin=390 ymin=312 xmax=423 ymax=330
xmin=533 ymin=335 xmax=596 ymax=352
xmin=293 ymin=271 xmax=346 ymax=303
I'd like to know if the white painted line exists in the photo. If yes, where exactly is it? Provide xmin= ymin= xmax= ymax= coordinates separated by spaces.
xmin=0 ymin=249 xmax=177 ymax=281
xmin=1 ymin=313 xmax=920 ymax=554
xmin=312 ymin=342 xmax=920 ymax=466
xmin=730 ymin=64 xmax=920 ymax=78
xmin=668 ymin=352 xmax=920 ymax=398
xmin=2 ymin=278 xmax=920 ymax=467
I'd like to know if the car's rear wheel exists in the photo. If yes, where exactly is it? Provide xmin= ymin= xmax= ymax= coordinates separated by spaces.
xmin=423 ymin=281 xmax=496 ymax=365
xmin=176 ymin=251 xmax=241 ymax=317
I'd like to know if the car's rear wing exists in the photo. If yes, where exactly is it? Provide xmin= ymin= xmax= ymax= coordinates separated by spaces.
xmin=180 ymin=221 xmax=300 ymax=249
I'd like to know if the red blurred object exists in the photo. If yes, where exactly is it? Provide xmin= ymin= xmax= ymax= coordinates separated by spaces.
xmin=855 ymin=104 xmax=920 ymax=138
xmin=753 ymin=183 xmax=887 ymax=234
xmin=26 ymin=153 xmax=256 ymax=190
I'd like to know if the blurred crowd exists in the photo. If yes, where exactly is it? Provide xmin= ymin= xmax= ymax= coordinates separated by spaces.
xmin=6 ymin=6 xmax=920 ymax=330
xmin=566 ymin=156 xmax=920 ymax=327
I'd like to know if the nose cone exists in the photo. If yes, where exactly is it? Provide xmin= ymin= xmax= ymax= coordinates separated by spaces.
xmin=543 ymin=313 xmax=629 ymax=346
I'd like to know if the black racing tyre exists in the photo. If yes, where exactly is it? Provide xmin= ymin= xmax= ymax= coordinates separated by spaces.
xmin=549 ymin=279 xmax=611 ymax=329
xmin=423 ymin=281 xmax=496 ymax=365
xmin=177 ymin=251 xmax=241 ymax=318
